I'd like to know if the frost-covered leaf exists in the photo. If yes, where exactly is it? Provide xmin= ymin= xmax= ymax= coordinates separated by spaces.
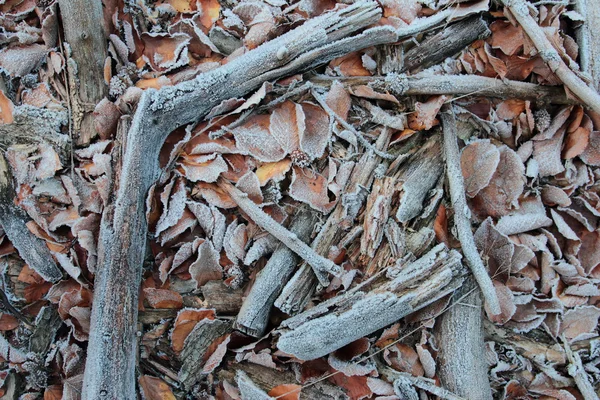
xmin=232 ymin=114 xmax=286 ymax=162
xmin=289 ymin=166 xmax=335 ymax=213
xmin=269 ymin=101 xmax=303 ymax=155
xmin=460 ymin=139 xmax=500 ymax=197
xmin=190 ymin=241 xmax=223 ymax=287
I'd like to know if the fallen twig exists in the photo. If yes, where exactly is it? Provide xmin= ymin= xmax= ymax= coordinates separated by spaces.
xmin=499 ymin=0 xmax=600 ymax=114
xmin=562 ymin=335 xmax=599 ymax=400
xmin=440 ymin=106 xmax=501 ymax=315
xmin=218 ymin=179 xmax=340 ymax=283
xmin=574 ymin=0 xmax=600 ymax=91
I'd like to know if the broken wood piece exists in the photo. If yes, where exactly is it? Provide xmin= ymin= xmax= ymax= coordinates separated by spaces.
xmin=276 ymin=243 xmax=466 ymax=360
xmin=0 ymin=154 xmax=63 ymax=283
xmin=202 ymin=281 xmax=244 ymax=314
xmin=275 ymin=128 xmax=393 ymax=315
xmin=440 ymin=107 xmax=501 ymax=315
xmin=236 ymin=209 xmax=317 ymax=337
xmin=218 ymin=179 xmax=340 ymax=285
xmin=236 ymin=371 xmax=273 ymax=400
xmin=434 ymin=279 xmax=493 ymax=400
xmin=561 ymin=335 xmax=598 ymax=400
xmin=28 ymin=306 xmax=62 ymax=355
xmin=179 ymin=318 xmax=232 ymax=390
xmin=499 ymin=0 xmax=600 ymax=114
xmin=402 ymin=16 xmax=490 ymax=73
xmin=379 ymin=365 xmax=467 ymax=400
xmin=83 ymin=2 xmax=386 ymax=397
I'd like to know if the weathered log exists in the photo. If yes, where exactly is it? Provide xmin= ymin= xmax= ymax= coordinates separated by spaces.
xmin=402 ymin=16 xmax=489 ymax=72
xmin=58 ymin=0 xmax=108 ymax=144
xmin=0 ymin=154 xmax=63 ymax=283
xmin=440 ymin=107 xmax=501 ymax=315
xmin=276 ymin=243 xmax=466 ymax=360
xmin=236 ymin=209 xmax=317 ymax=337
xmin=202 ymin=280 xmax=244 ymax=314
xmin=275 ymin=128 xmax=392 ymax=315
xmin=82 ymin=3 xmax=393 ymax=397
xmin=434 ymin=279 xmax=493 ymax=400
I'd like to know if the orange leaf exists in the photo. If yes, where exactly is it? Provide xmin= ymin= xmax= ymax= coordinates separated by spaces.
xmin=199 ymin=0 xmax=221 ymax=29
xmin=171 ymin=308 xmax=216 ymax=353
xmin=268 ymin=384 xmax=301 ymax=400
xmin=139 ymin=375 xmax=176 ymax=400
xmin=44 ymin=385 xmax=63 ymax=400
xmin=0 ymin=91 xmax=14 ymax=124
xmin=143 ymin=288 xmax=183 ymax=309
xmin=255 ymin=159 xmax=292 ymax=186
xmin=0 ymin=314 xmax=18 ymax=331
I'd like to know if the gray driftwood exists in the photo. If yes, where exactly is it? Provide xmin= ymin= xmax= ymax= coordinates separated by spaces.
xmin=235 ymin=209 xmax=317 ymax=337
xmin=0 ymin=154 xmax=63 ymax=283
xmin=277 ymin=243 xmax=466 ymax=360
xmin=402 ymin=16 xmax=489 ymax=72
xmin=202 ymin=281 xmax=244 ymax=314
xmin=434 ymin=279 xmax=493 ymax=400
xmin=275 ymin=128 xmax=392 ymax=315
xmin=82 ymin=3 xmax=397 ymax=397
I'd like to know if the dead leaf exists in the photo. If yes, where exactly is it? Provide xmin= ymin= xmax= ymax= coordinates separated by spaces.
xmin=172 ymin=308 xmax=216 ymax=353
xmin=460 ymin=139 xmax=501 ymax=197
xmin=143 ymin=288 xmax=184 ymax=309
xmin=408 ymin=95 xmax=449 ymax=130
xmin=138 ymin=375 xmax=176 ymax=400
xmin=267 ymin=384 xmax=301 ymax=400
xmin=289 ymin=166 xmax=335 ymax=213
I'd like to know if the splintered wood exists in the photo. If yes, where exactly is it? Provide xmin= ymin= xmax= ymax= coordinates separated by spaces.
xmin=2 ymin=0 xmax=600 ymax=398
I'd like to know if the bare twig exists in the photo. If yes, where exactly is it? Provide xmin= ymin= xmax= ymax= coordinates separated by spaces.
xmin=440 ymin=106 xmax=501 ymax=315
xmin=499 ymin=0 xmax=600 ymax=114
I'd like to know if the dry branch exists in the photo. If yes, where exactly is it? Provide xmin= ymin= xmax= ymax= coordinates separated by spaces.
xmin=434 ymin=279 xmax=493 ymax=400
xmin=500 ymin=0 xmax=600 ymax=114
xmin=218 ymin=179 xmax=340 ymax=283
xmin=0 ymin=154 xmax=63 ymax=283
xmin=82 ymin=2 xmax=393 ymax=397
xmin=235 ymin=209 xmax=317 ymax=337
xmin=276 ymin=243 xmax=466 ymax=360
xmin=562 ymin=336 xmax=598 ymax=400
xmin=378 ymin=364 xmax=467 ymax=400
xmin=440 ymin=107 xmax=501 ymax=315
xmin=313 ymin=74 xmax=573 ymax=104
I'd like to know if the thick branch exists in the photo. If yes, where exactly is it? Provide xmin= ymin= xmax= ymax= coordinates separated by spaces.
xmin=434 ymin=279 xmax=493 ymax=400
xmin=500 ymin=0 xmax=600 ymax=114
xmin=575 ymin=0 xmax=600 ymax=91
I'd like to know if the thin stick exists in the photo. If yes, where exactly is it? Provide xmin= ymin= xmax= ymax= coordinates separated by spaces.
xmin=499 ymin=0 xmax=600 ymax=114
xmin=440 ymin=106 xmax=501 ymax=315
xmin=217 ymin=179 xmax=341 ymax=284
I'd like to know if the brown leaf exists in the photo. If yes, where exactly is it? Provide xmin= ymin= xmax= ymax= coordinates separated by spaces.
xmin=326 ymin=81 xmax=352 ymax=121
xmin=44 ymin=385 xmax=63 ymax=400
xmin=269 ymin=101 xmax=303 ymax=155
xmin=179 ymin=153 xmax=228 ymax=183
xmin=349 ymin=85 xmax=399 ymax=104
xmin=255 ymin=159 xmax=292 ymax=186
xmin=580 ymin=130 xmax=600 ymax=166
xmin=0 ymin=91 xmax=14 ymax=124
xmin=232 ymin=114 xmax=286 ymax=162
xmin=289 ymin=166 xmax=335 ymax=213
xmin=143 ymin=288 xmax=184 ymax=309
xmin=490 ymin=20 xmax=524 ymax=56
xmin=141 ymin=32 xmax=190 ymax=71
xmin=560 ymin=305 xmax=600 ymax=341
xmin=267 ymin=384 xmax=301 ymax=400
xmin=408 ymin=95 xmax=449 ymax=131
xmin=460 ymin=139 xmax=501 ymax=198
xmin=299 ymin=102 xmax=330 ymax=159
xmin=190 ymin=240 xmax=223 ymax=287
xmin=139 ymin=375 xmax=176 ymax=400
xmin=171 ymin=308 xmax=216 ymax=353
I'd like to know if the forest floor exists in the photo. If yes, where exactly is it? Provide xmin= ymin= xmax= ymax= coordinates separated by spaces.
xmin=1 ymin=0 xmax=600 ymax=398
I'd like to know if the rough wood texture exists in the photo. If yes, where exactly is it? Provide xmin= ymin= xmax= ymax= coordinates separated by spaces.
xmin=435 ymin=279 xmax=493 ymax=400
xmin=403 ymin=16 xmax=490 ymax=72
xmin=202 ymin=281 xmax=244 ymax=314
xmin=500 ymin=0 xmax=600 ymax=114
xmin=440 ymin=107 xmax=501 ymax=315
xmin=275 ymin=129 xmax=392 ymax=315
xmin=277 ymin=243 xmax=466 ymax=360
xmin=562 ymin=337 xmax=598 ymax=400
xmin=28 ymin=306 xmax=62 ymax=355
xmin=236 ymin=209 xmax=317 ymax=337
xmin=82 ymin=3 xmax=391 ymax=397
xmin=575 ymin=0 xmax=600 ymax=91
xmin=0 ymin=154 xmax=63 ymax=283
xmin=0 ymin=106 xmax=70 ymax=162
xmin=58 ymin=0 xmax=108 ymax=142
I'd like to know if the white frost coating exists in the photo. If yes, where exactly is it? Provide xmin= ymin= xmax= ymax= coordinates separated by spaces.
xmin=235 ymin=371 xmax=273 ymax=400
xmin=155 ymin=179 xmax=188 ymax=236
